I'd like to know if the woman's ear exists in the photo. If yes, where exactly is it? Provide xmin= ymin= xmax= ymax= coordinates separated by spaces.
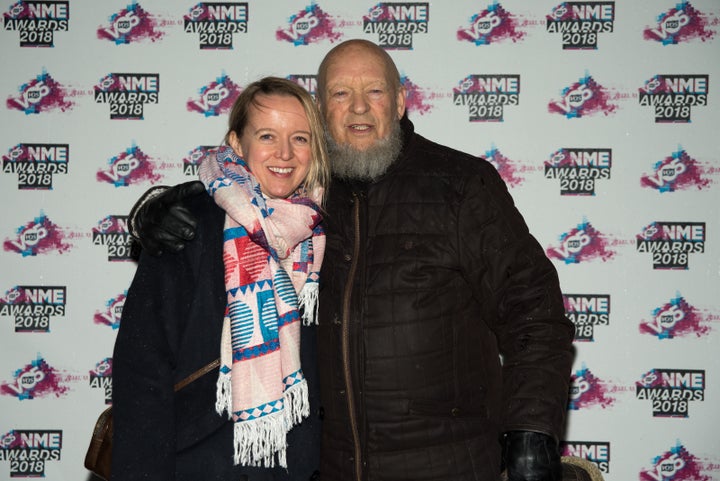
xmin=228 ymin=131 xmax=244 ymax=158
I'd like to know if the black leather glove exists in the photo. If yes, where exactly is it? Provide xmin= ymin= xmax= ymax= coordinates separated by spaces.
xmin=502 ymin=430 xmax=562 ymax=481
xmin=129 ymin=180 xmax=205 ymax=256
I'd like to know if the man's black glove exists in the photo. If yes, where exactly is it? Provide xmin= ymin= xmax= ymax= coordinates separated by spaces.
xmin=129 ymin=181 xmax=205 ymax=256
xmin=502 ymin=430 xmax=562 ymax=481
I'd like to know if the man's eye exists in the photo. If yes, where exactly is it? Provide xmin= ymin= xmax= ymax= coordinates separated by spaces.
xmin=333 ymin=90 xmax=348 ymax=98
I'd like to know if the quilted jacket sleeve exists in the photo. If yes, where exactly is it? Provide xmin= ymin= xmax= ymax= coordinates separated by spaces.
xmin=458 ymin=160 xmax=575 ymax=440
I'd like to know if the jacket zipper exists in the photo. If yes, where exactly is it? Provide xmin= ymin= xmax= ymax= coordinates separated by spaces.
xmin=342 ymin=192 xmax=363 ymax=481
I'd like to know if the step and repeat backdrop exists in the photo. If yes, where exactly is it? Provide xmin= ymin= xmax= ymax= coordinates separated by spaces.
xmin=1 ymin=1 xmax=719 ymax=480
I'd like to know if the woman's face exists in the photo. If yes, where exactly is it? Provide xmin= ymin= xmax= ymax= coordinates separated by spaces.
xmin=229 ymin=93 xmax=312 ymax=199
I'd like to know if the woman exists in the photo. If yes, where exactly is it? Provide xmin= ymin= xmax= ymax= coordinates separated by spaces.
xmin=111 ymin=77 xmax=330 ymax=481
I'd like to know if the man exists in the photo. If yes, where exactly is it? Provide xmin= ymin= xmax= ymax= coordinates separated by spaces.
xmin=131 ymin=39 xmax=575 ymax=481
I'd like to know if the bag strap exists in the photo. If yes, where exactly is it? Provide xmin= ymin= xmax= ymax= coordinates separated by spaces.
xmin=173 ymin=358 xmax=220 ymax=392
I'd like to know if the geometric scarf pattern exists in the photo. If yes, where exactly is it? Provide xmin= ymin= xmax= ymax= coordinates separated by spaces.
xmin=198 ymin=146 xmax=324 ymax=468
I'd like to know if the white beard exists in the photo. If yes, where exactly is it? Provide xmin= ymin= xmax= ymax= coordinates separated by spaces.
xmin=325 ymin=121 xmax=403 ymax=182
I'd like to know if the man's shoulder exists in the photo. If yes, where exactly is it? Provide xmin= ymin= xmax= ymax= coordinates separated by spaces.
xmin=406 ymin=131 xmax=495 ymax=177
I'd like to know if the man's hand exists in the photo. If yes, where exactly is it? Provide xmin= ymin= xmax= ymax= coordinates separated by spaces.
xmin=129 ymin=181 xmax=205 ymax=256
xmin=503 ymin=431 xmax=562 ymax=481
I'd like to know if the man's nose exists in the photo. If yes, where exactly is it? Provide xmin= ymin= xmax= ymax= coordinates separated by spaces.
xmin=350 ymin=92 xmax=369 ymax=115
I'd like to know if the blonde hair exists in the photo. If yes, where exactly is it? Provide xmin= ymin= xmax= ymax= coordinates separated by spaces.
xmin=225 ymin=76 xmax=330 ymax=200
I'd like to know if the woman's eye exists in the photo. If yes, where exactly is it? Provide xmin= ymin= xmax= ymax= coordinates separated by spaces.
xmin=294 ymin=136 xmax=310 ymax=144
xmin=259 ymin=133 xmax=274 ymax=141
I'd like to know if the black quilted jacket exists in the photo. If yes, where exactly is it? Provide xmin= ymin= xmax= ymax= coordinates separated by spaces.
xmin=317 ymin=117 xmax=575 ymax=481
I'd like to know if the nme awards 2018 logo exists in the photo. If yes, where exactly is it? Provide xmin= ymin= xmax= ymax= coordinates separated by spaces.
xmin=636 ymin=222 xmax=705 ymax=269
xmin=561 ymin=441 xmax=610 ymax=474
xmin=2 ymin=143 xmax=68 ymax=190
xmin=3 ymin=213 xmax=73 ymax=257
xmin=640 ymin=293 xmax=713 ymax=340
xmin=94 ymin=292 xmax=127 ymax=329
xmin=183 ymin=146 xmax=216 ymax=177
xmin=187 ymin=74 xmax=241 ymax=117
xmin=276 ymin=4 xmax=341 ymax=46
xmin=287 ymin=74 xmax=317 ymax=97
xmin=636 ymin=369 xmax=704 ymax=417
xmin=97 ymin=3 xmax=165 ymax=44
xmin=549 ymin=73 xmax=618 ymax=118
xmin=644 ymin=1 xmax=718 ymax=45
xmin=568 ymin=365 xmax=615 ymax=411
xmin=641 ymin=147 xmax=712 ymax=193
xmin=453 ymin=75 xmax=519 ymax=122
xmin=94 ymin=73 xmax=159 ymax=120
xmin=0 ymin=286 xmax=66 ymax=333
xmin=6 ymin=71 xmax=74 ymax=114
xmin=564 ymin=294 xmax=609 ymax=341
xmin=639 ymin=75 xmax=709 ymax=123
xmin=184 ymin=2 xmax=248 ymax=49
xmin=547 ymin=220 xmax=615 ymax=264
xmin=3 ymin=1 xmax=68 ymax=47
xmin=92 ymin=216 xmax=134 ymax=261
xmin=96 ymin=145 xmax=162 ymax=187
xmin=640 ymin=441 xmax=717 ymax=481
xmin=546 ymin=2 xmax=614 ymax=49
xmin=89 ymin=358 xmax=113 ymax=404
xmin=456 ymin=3 xmax=526 ymax=46
xmin=544 ymin=148 xmax=611 ymax=195
xmin=363 ymin=2 xmax=429 ymax=49
xmin=0 ymin=430 xmax=62 ymax=478
xmin=0 ymin=355 xmax=70 ymax=400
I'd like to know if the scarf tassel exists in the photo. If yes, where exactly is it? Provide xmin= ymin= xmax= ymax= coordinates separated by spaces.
xmin=230 ymin=380 xmax=310 ymax=468
xmin=298 ymin=282 xmax=319 ymax=326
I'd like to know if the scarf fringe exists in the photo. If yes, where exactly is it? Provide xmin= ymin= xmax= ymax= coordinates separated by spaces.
xmin=298 ymin=282 xmax=319 ymax=326
xmin=215 ymin=370 xmax=232 ymax=418
xmin=232 ymin=411 xmax=288 ymax=468
xmin=230 ymin=380 xmax=309 ymax=468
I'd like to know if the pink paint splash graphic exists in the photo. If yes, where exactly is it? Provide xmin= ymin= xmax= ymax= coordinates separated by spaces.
xmin=457 ymin=2 xmax=526 ymax=45
xmin=640 ymin=294 xmax=712 ymax=339
xmin=1 ymin=355 xmax=70 ymax=400
xmin=640 ymin=441 xmax=714 ymax=481
xmin=6 ymin=70 xmax=74 ymax=114
xmin=97 ymin=3 xmax=165 ymax=44
xmin=276 ymin=4 xmax=342 ymax=46
xmin=93 ymin=292 xmax=127 ymax=329
xmin=484 ymin=146 xmax=524 ymax=188
xmin=3 ymin=213 xmax=73 ymax=256
xmin=96 ymin=145 xmax=162 ymax=187
xmin=93 ymin=216 xmax=129 ymax=236
xmin=187 ymin=74 xmax=241 ymax=117
xmin=547 ymin=220 xmax=615 ymax=264
xmin=644 ymin=1 xmax=718 ymax=45
xmin=548 ymin=74 xmax=619 ymax=118
xmin=90 ymin=358 xmax=113 ymax=379
xmin=402 ymin=75 xmax=432 ymax=116
xmin=640 ymin=148 xmax=712 ymax=192
xmin=568 ymin=365 xmax=615 ymax=410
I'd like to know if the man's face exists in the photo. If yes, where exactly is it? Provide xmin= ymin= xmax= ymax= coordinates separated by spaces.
xmin=321 ymin=45 xmax=406 ymax=151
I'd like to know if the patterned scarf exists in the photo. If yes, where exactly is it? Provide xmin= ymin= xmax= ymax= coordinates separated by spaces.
xmin=198 ymin=146 xmax=324 ymax=468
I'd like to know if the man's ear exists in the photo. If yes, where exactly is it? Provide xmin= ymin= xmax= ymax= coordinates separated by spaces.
xmin=228 ymin=131 xmax=244 ymax=158
xmin=396 ymin=85 xmax=407 ymax=119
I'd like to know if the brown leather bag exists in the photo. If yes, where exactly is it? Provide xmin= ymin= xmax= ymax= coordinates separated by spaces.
xmin=84 ymin=358 xmax=220 ymax=480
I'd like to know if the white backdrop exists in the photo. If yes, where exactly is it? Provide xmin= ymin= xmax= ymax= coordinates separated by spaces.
xmin=1 ymin=1 xmax=719 ymax=480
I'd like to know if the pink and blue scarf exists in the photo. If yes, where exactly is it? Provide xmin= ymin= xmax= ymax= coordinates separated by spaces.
xmin=198 ymin=146 xmax=324 ymax=468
